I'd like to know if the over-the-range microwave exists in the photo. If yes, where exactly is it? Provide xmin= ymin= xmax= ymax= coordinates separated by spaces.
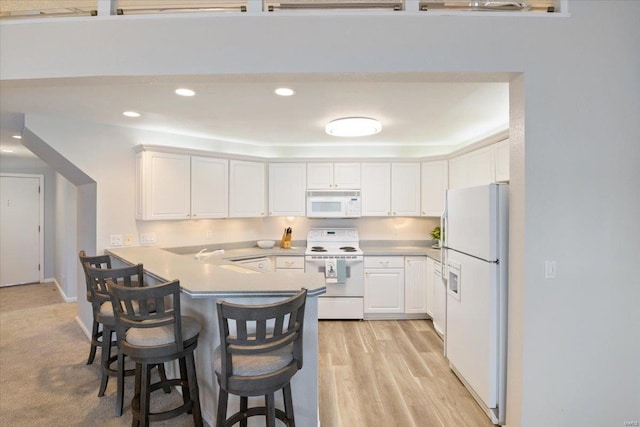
xmin=306 ymin=190 xmax=361 ymax=218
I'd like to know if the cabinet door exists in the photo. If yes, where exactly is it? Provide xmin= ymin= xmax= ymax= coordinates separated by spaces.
xmin=465 ymin=145 xmax=495 ymax=187
xmin=448 ymin=156 xmax=466 ymax=190
xmin=191 ymin=157 xmax=228 ymax=219
xmin=306 ymin=163 xmax=333 ymax=189
xmin=425 ymin=258 xmax=435 ymax=317
xmin=391 ymin=163 xmax=421 ymax=216
xmin=361 ymin=163 xmax=391 ymax=216
xmin=333 ymin=163 xmax=361 ymax=189
xmin=141 ymin=151 xmax=191 ymax=220
xmin=229 ymin=160 xmax=266 ymax=217
xmin=495 ymin=139 xmax=510 ymax=183
xmin=421 ymin=161 xmax=448 ymax=217
xmin=364 ymin=268 xmax=404 ymax=313
xmin=405 ymin=257 xmax=427 ymax=314
xmin=432 ymin=261 xmax=445 ymax=336
xmin=269 ymin=163 xmax=306 ymax=216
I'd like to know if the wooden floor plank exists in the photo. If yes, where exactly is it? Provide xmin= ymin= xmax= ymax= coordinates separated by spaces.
xmin=318 ymin=319 xmax=494 ymax=427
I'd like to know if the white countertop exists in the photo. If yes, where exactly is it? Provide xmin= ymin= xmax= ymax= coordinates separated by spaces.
xmin=107 ymin=246 xmax=325 ymax=298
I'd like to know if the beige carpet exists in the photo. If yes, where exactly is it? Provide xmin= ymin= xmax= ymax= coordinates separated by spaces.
xmin=0 ymin=283 xmax=207 ymax=426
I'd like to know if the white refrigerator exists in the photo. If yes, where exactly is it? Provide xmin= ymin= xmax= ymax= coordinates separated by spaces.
xmin=442 ymin=183 xmax=508 ymax=425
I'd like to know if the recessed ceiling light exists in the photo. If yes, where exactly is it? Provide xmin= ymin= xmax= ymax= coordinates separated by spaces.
xmin=123 ymin=111 xmax=141 ymax=117
xmin=175 ymin=88 xmax=196 ymax=97
xmin=326 ymin=117 xmax=382 ymax=137
xmin=275 ymin=87 xmax=295 ymax=97
xmin=1 ymin=149 xmax=15 ymax=153
xmin=12 ymin=135 xmax=22 ymax=139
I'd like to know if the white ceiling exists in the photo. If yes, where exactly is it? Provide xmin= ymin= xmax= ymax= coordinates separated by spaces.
xmin=0 ymin=73 xmax=509 ymax=159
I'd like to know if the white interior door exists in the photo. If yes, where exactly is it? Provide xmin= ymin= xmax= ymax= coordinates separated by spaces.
xmin=0 ymin=174 xmax=43 ymax=286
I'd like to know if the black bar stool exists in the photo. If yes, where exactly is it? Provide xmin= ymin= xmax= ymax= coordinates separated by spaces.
xmin=84 ymin=262 xmax=169 ymax=416
xmin=214 ymin=288 xmax=307 ymax=427
xmin=108 ymin=279 xmax=203 ymax=427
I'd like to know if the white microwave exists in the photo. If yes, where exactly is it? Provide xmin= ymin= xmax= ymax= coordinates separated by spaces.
xmin=306 ymin=190 xmax=361 ymax=218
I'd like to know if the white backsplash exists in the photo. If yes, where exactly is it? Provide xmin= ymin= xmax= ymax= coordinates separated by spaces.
xmin=136 ymin=216 xmax=440 ymax=248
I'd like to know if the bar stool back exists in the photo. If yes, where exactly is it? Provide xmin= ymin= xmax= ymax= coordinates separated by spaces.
xmin=214 ymin=288 xmax=307 ymax=427
xmin=108 ymin=279 xmax=203 ymax=427
xmin=78 ymin=250 xmax=112 ymax=365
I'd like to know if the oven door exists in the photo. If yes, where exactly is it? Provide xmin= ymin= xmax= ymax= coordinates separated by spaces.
xmin=305 ymin=258 xmax=364 ymax=297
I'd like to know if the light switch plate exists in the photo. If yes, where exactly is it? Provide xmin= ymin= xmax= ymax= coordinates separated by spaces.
xmin=544 ymin=260 xmax=557 ymax=279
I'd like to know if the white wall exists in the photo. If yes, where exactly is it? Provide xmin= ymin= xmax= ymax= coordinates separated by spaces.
xmin=2 ymin=2 xmax=640 ymax=425
xmin=54 ymin=172 xmax=77 ymax=301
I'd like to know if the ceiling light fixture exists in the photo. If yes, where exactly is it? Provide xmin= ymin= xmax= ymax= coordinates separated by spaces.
xmin=175 ymin=88 xmax=196 ymax=97
xmin=326 ymin=117 xmax=382 ymax=137
xmin=275 ymin=87 xmax=295 ymax=97
xmin=123 ymin=111 xmax=141 ymax=117
xmin=12 ymin=135 xmax=22 ymax=139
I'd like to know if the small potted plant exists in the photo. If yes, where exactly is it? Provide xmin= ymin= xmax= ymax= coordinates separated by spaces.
xmin=429 ymin=226 xmax=443 ymax=248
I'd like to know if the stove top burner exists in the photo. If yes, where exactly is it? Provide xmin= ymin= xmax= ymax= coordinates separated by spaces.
xmin=340 ymin=246 xmax=357 ymax=252
xmin=311 ymin=246 xmax=327 ymax=252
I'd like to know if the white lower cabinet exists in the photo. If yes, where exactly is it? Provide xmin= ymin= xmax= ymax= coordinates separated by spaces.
xmin=432 ymin=260 xmax=446 ymax=337
xmin=426 ymin=257 xmax=436 ymax=317
xmin=364 ymin=257 xmax=404 ymax=314
xmin=404 ymin=256 xmax=427 ymax=314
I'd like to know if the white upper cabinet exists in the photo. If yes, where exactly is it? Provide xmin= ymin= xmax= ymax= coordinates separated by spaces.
xmin=448 ymin=143 xmax=506 ymax=189
xmin=307 ymin=162 xmax=360 ymax=189
xmin=269 ymin=163 xmax=306 ymax=216
xmin=421 ymin=160 xmax=448 ymax=217
xmin=229 ymin=160 xmax=266 ymax=218
xmin=495 ymin=138 xmax=510 ymax=182
xmin=191 ymin=156 xmax=228 ymax=219
xmin=361 ymin=163 xmax=391 ymax=216
xmin=391 ymin=163 xmax=421 ymax=216
xmin=136 ymin=151 xmax=191 ymax=220
xmin=362 ymin=162 xmax=420 ymax=217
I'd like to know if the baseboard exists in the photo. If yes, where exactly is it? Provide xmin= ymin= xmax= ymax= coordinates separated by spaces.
xmin=75 ymin=315 xmax=92 ymax=340
xmin=44 ymin=277 xmax=77 ymax=303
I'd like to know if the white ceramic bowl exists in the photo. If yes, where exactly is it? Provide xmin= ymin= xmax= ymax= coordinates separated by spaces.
xmin=257 ymin=240 xmax=275 ymax=249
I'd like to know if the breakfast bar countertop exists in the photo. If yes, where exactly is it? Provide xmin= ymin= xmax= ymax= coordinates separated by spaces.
xmin=106 ymin=246 xmax=326 ymax=298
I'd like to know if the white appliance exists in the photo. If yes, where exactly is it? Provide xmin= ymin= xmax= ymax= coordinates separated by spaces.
xmin=304 ymin=228 xmax=364 ymax=319
xmin=442 ymin=183 xmax=508 ymax=425
xmin=306 ymin=190 xmax=361 ymax=218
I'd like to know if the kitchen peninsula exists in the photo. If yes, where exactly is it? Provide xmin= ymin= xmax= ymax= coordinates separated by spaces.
xmin=107 ymin=245 xmax=326 ymax=427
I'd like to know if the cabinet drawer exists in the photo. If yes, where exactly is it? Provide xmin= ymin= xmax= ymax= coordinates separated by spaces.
xmin=276 ymin=256 xmax=305 ymax=269
xmin=364 ymin=256 xmax=404 ymax=269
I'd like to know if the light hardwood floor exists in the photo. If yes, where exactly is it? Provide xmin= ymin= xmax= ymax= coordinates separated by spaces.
xmin=318 ymin=319 xmax=493 ymax=427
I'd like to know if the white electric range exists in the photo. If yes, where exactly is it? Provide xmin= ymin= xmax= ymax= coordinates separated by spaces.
xmin=305 ymin=228 xmax=364 ymax=319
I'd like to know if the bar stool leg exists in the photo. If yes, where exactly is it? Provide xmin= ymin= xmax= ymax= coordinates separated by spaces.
xmin=186 ymin=352 xmax=203 ymax=427
xmin=98 ymin=326 xmax=113 ymax=397
xmin=158 ymin=364 xmax=171 ymax=394
xmin=266 ymin=393 xmax=276 ymax=427
xmin=115 ymin=349 xmax=125 ymax=416
xmin=240 ymin=396 xmax=248 ymax=427
xmin=283 ymin=384 xmax=295 ymax=427
xmin=87 ymin=318 xmax=99 ymax=365
xmin=217 ymin=388 xmax=229 ymax=427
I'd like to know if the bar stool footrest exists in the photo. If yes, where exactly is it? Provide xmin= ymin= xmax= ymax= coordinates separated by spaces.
xmin=225 ymin=407 xmax=290 ymax=426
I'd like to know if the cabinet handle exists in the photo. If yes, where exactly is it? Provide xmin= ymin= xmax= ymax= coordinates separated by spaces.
xmin=388 ymin=212 xmax=391 ymax=215
xmin=393 ymin=212 xmax=397 ymax=215
xmin=335 ymin=184 xmax=338 ymax=188
xmin=261 ymin=212 xmax=264 ymax=216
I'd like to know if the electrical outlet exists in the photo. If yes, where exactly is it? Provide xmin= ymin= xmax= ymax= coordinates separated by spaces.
xmin=124 ymin=234 xmax=133 ymax=246
xmin=110 ymin=234 xmax=123 ymax=247
xmin=206 ymin=230 xmax=214 ymax=239
xmin=139 ymin=232 xmax=157 ymax=245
